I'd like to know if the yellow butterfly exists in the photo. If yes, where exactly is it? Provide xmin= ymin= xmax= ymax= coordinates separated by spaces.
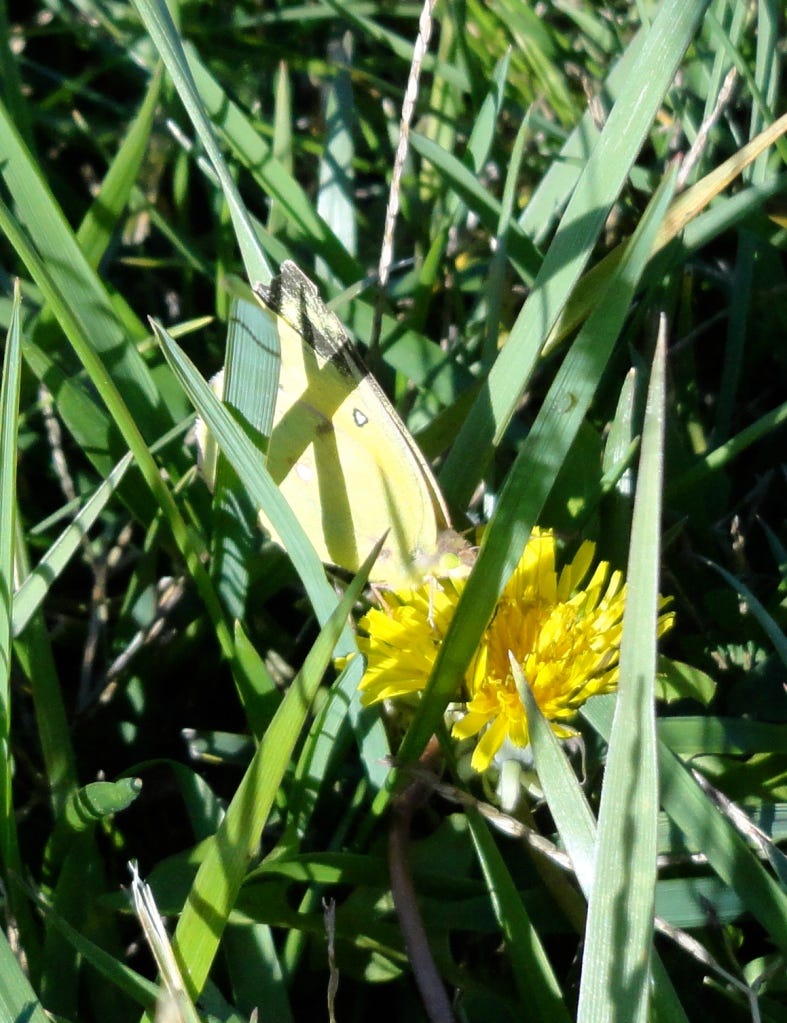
xmin=207 ymin=261 xmax=469 ymax=588
xmin=252 ymin=261 xmax=470 ymax=587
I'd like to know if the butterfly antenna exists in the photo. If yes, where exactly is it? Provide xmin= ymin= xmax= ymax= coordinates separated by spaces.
xmin=371 ymin=0 xmax=437 ymax=360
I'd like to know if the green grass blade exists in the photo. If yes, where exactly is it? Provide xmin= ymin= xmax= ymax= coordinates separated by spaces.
xmin=0 ymin=928 xmax=53 ymax=1023
xmin=0 ymin=282 xmax=37 ymax=969
xmin=11 ymin=528 xmax=76 ymax=820
xmin=267 ymin=61 xmax=294 ymax=237
xmin=12 ymin=453 xmax=134 ymax=638
xmin=76 ymin=65 xmax=164 ymax=269
xmin=132 ymin=0 xmax=270 ymax=285
xmin=394 ymin=159 xmax=679 ymax=787
xmin=577 ymin=329 xmax=667 ymax=1023
xmin=209 ymin=297 xmax=279 ymax=620
xmin=317 ymin=33 xmax=357 ymax=272
xmin=32 ymin=885 xmax=159 ymax=1011
xmin=442 ymin=0 xmax=710 ymax=507
xmin=170 ymin=547 xmax=374 ymax=999
xmin=0 ymin=284 xmax=21 ymax=785
xmin=521 ymin=672 xmax=597 ymax=898
xmin=466 ymin=806 xmax=572 ymax=1022
xmin=153 ymin=318 xmax=345 ymax=636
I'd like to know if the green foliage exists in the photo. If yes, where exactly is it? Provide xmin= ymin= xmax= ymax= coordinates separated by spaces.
xmin=1 ymin=0 xmax=786 ymax=1020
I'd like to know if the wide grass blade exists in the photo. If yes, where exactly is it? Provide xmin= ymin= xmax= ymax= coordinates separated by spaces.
xmin=442 ymin=0 xmax=711 ymax=506
xmin=170 ymin=545 xmax=376 ymax=999
xmin=584 ymin=697 xmax=787 ymax=957
xmin=577 ymin=325 xmax=667 ymax=1023
xmin=392 ymin=159 xmax=679 ymax=790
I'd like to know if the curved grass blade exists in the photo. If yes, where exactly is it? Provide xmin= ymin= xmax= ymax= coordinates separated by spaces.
xmin=132 ymin=0 xmax=270 ymax=286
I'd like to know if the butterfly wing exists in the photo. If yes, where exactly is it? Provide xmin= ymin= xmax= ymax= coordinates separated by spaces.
xmin=254 ymin=261 xmax=450 ymax=585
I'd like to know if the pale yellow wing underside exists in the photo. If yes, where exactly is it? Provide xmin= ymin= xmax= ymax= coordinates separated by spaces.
xmin=253 ymin=261 xmax=452 ymax=586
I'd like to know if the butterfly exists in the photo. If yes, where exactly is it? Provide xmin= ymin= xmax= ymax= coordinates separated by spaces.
xmin=205 ymin=261 xmax=470 ymax=588
xmin=256 ymin=261 xmax=475 ymax=586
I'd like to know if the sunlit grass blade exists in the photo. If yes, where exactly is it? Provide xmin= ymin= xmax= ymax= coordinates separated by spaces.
xmin=520 ymin=667 xmax=597 ymax=898
xmin=153 ymin=318 xmax=345 ymax=637
xmin=0 ymin=929 xmax=54 ymax=1023
xmin=207 ymin=296 xmax=279 ymax=620
xmin=267 ymin=61 xmax=293 ymax=237
xmin=442 ymin=0 xmax=710 ymax=507
xmin=392 ymin=160 xmax=679 ymax=791
xmin=170 ymin=544 xmax=377 ymax=999
xmin=316 ymin=32 xmax=357 ymax=277
xmin=465 ymin=792 xmax=573 ymax=1022
xmin=577 ymin=325 xmax=667 ymax=1023
xmin=131 ymin=0 xmax=270 ymax=285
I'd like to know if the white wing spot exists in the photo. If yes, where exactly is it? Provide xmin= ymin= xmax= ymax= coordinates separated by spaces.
xmin=353 ymin=408 xmax=368 ymax=428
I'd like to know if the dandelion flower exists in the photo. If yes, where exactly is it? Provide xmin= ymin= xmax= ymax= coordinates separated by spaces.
xmin=356 ymin=529 xmax=674 ymax=773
